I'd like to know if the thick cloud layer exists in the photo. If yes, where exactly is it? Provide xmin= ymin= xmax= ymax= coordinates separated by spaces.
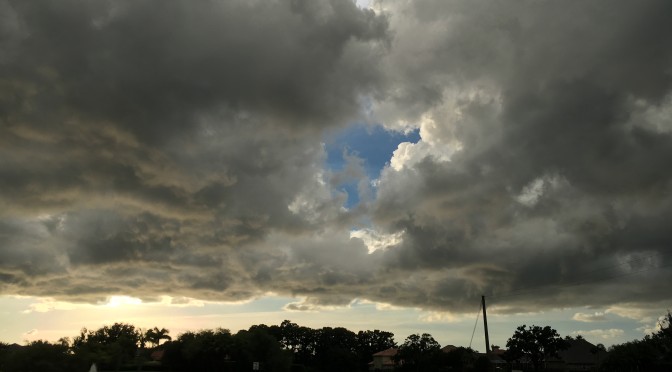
xmin=371 ymin=0 xmax=672 ymax=312
xmin=1 ymin=0 xmax=671 ymax=316
xmin=0 ymin=0 xmax=387 ymax=301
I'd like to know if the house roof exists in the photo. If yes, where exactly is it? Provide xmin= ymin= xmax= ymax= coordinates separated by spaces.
xmin=441 ymin=345 xmax=458 ymax=353
xmin=557 ymin=338 xmax=607 ymax=365
xmin=373 ymin=347 xmax=398 ymax=357
xmin=490 ymin=347 xmax=506 ymax=356
xmin=484 ymin=352 xmax=507 ymax=363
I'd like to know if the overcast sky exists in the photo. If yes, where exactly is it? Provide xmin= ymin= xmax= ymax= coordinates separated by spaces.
xmin=1 ymin=0 xmax=671 ymax=348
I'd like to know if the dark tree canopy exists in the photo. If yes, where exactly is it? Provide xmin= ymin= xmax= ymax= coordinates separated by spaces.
xmin=4 ymin=314 xmax=672 ymax=372
xmin=145 ymin=327 xmax=171 ymax=348
xmin=505 ymin=324 xmax=568 ymax=372
xmin=356 ymin=329 xmax=396 ymax=369
xmin=396 ymin=333 xmax=442 ymax=371
xmin=600 ymin=311 xmax=672 ymax=372
xmin=0 ymin=340 xmax=78 ymax=372
xmin=443 ymin=346 xmax=484 ymax=372
xmin=72 ymin=322 xmax=141 ymax=371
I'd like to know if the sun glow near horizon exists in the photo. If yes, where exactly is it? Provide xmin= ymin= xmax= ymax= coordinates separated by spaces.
xmin=2 ymin=294 xmax=664 ymax=351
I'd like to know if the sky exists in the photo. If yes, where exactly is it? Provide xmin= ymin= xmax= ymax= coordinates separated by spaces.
xmin=1 ymin=0 xmax=672 ymax=350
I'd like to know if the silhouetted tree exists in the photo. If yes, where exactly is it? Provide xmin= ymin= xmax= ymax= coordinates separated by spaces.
xmin=179 ymin=328 xmax=234 ymax=371
xmin=505 ymin=324 xmax=568 ymax=372
xmin=145 ymin=327 xmax=172 ymax=348
xmin=355 ymin=329 xmax=396 ymax=370
xmin=590 ymin=342 xmax=606 ymax=354
xmin=235 ymin=327 xmax=292 ymax=372
xmin=162 ymin=326 xmax=292 ymax=372
xmin=443 ymin=346 xmax=480 ymax=372
xmin=396 ymin=333 xmax=442 ymax=371
xmin=0 ymin=340 xmax=82 ymax=372
xmin=313 ymin=327 xmax=358 ymax=371
xmin=72 ymin=323 xmax=141 ymax=371
xmin=276 ymin=320 xmax=317 ymax=366
xmin=600 ymin=311 xmax=672 ymax=372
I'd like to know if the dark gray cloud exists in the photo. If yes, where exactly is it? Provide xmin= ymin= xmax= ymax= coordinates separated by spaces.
xmin=1 ymin=0 xmax=672 ymax=316
xmin=3 ymin=0 xmax=388 ymax=137
xmin=369 ymin=0 xmax=672 ymax=312
xmin=0 ymin=0 xmax=387 ymax=301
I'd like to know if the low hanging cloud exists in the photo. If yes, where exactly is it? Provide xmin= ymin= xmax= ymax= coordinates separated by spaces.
xmin=1 ymin=0 xmax=672 ymax=317
xmin=572 ymin=312 xmax=608 ymax=323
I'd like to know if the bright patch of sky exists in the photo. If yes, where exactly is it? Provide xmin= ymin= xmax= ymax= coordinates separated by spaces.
xmin=324 ymin=124 xmax=420 ymax=208
xmin=0 ymin=294 xmax=655 ymax=349
xmin=355 ymin=0 xmax=372 ymax=9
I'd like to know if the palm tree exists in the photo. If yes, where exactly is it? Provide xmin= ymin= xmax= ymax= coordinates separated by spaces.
xmin=145 ymin=327 xmax=172 ymax=348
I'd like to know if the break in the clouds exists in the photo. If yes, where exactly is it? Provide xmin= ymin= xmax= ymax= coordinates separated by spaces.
xmin=1 ymin=0 xmax=672 ymax=318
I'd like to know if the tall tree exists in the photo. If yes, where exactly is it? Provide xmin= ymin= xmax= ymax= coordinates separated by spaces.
xmin=396 ymin=333 xmax=442 ymax=371
xmin=71 ymin=323 xmax=141 ymax=371
xmin=444 ymin=346 xmax=481 ymax=372
xmin=145 ymin=327 xmax=171 ymax=348
xmin=505 ymin=325 xmax=568 ymax=372
xmin=0 ymin=340 xmax=81 ymax=372
xmin=355 ymin=329 xmax=396 ymax=370
xmin=600 ymin=311 xmax=672 ymax=371
xmin=165 ymin=328 xmax=234 ymax=371
xmin=314 ymin=327 xmax=358 ymax=372
xmin=235 ymin=327 xmax=292 ymax=372
xmin=276 ymin=320 xmax=317 ymax=366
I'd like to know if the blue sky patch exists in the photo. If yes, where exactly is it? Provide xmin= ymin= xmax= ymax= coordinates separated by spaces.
xmin=324 ymin=124 xmax=420 ymax=208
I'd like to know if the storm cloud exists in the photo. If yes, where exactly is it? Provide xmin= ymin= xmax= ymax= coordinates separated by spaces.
xmin=1 ymin=0 xmax=671 ymax=316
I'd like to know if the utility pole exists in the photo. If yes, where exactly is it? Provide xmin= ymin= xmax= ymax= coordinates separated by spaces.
xmin=482 ymin=295 xmax=491 ymax=353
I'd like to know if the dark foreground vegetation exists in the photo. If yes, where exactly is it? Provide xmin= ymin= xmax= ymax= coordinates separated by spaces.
xmin=0 ymin=312 xmax=669 ymax=372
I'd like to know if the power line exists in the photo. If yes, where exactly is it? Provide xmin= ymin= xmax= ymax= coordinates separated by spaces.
xmin=468 ymin=300 xmax=482 ymax=349
xmin=461 ymin=252 xmax=670 ymax=347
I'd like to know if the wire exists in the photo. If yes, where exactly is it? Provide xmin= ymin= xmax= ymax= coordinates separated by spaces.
xmin=468 ymin=300 xmax=482 ymax=349
xmin=461 ymin=252 xmax=670 ymax=354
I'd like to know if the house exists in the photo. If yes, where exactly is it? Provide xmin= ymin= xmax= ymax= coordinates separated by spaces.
xmin=370 ymin=347 xmax=398 ymax=371
xmin=556 ymin=338 xmax=607 ymax=371
xmin=506 ymin=338 xmax=607 ymax=371
xmin=370 ymin=344 xmax=509 ymax=371
xmin=441 ymin=344 xmax=458 ymax=353
xmin=485 ymin=346 xmax=507 ymax=369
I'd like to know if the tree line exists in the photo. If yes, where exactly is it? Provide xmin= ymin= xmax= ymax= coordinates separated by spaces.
xmin=499 ymin=312 xmax=672 ymax=372
xmin=0 ymin=311 xmax=669 ymax=371
xmin=0 ymin=320 xmax=489 ymax=372
xmin=0 ymin=320 xmax=399 ymax=372
xmin=599 ymin=311 xmax=672 ymax=372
